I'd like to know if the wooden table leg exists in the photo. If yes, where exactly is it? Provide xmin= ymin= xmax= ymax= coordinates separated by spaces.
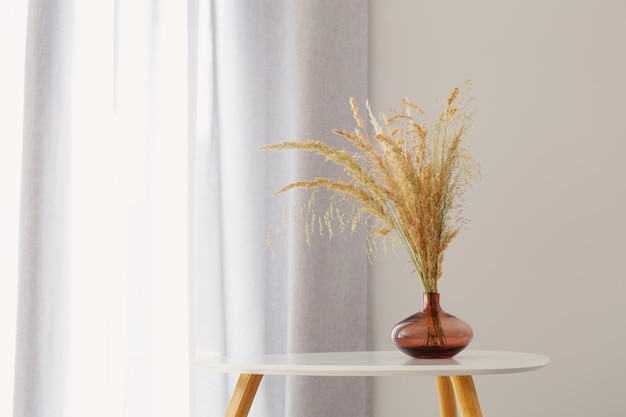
xmin=225 ymin=374 xmax=263 ymax=417
xmin=436 ymin=376 xmax=458 ymax=417
xmin=450 ymin=375 xmax=483 ymax=417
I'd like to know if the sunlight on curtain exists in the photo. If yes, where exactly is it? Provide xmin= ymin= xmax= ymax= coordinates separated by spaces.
xmin=8 ymin=1 xmax=189 ymax=416
xmin=66 ymin=1 xmax=189 ymax=416
xmin=0 ymin=2 xmax=26 ymax=416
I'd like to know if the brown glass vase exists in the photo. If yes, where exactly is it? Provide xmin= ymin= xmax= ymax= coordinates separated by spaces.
xmin=391 ymin=293 xmax=473 ymax=359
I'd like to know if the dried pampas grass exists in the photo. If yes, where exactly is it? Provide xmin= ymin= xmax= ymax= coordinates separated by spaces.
xmin=261 ymin=82 xmax=479 ymax=293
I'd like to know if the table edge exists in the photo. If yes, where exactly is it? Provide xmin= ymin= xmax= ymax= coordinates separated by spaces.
xmin=192 ymin=350 xmax=550 ymax=377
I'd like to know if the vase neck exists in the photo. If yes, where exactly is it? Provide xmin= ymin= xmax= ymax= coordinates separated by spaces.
xmin=421 ymin=292 xmax=441 ymax=311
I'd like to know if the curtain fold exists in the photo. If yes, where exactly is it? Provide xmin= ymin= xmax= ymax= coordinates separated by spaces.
xmin=14 ymin=2 xmax=73 ymax=416
xmin=190 ymin=0 xmax=370 ymax=416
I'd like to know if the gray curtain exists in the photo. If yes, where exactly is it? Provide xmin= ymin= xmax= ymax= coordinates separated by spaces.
xmin=189 ymin=0 xmax=370 ymax=416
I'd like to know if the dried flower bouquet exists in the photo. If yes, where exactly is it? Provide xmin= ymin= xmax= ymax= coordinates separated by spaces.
xmin=261 ymin=83 xmax=479 ymax=295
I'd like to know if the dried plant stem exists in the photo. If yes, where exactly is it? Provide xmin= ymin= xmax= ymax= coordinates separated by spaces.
xmin=426 ymin=293 xmax=447 ymax=346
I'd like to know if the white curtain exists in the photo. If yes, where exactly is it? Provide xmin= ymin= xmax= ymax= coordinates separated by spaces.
xmin=190 ymin=1 xmax=370 ymax=416
xmin=13 ymin=1 xmax=189 ymax=417
xmin=0 ymin=2 xmax=27 ymax=416
xmin=5 ymin=0 xmax=369 ymax=416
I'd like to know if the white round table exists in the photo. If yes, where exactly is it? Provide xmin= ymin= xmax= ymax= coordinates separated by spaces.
xmin=193 ymin=350 xmax=550 ymax=417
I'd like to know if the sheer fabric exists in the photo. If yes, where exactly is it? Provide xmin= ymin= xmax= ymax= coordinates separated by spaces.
xmin=0 ymin=2 xmax=27 ymax=416
xmin=14 ymin=1 xmax=189 ymax=416
xmin=189 ymin=1 xmax=370 ymax=416
xmin=9 ymin=1 xmax=369 ymax=416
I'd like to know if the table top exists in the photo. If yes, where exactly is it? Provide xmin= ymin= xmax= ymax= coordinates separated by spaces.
xmin=193 ymin=350 xmax=549 ymax=377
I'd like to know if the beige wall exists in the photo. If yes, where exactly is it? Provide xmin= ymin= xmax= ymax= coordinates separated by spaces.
xmin=368 ymin=1 xmax=626 ymax=416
